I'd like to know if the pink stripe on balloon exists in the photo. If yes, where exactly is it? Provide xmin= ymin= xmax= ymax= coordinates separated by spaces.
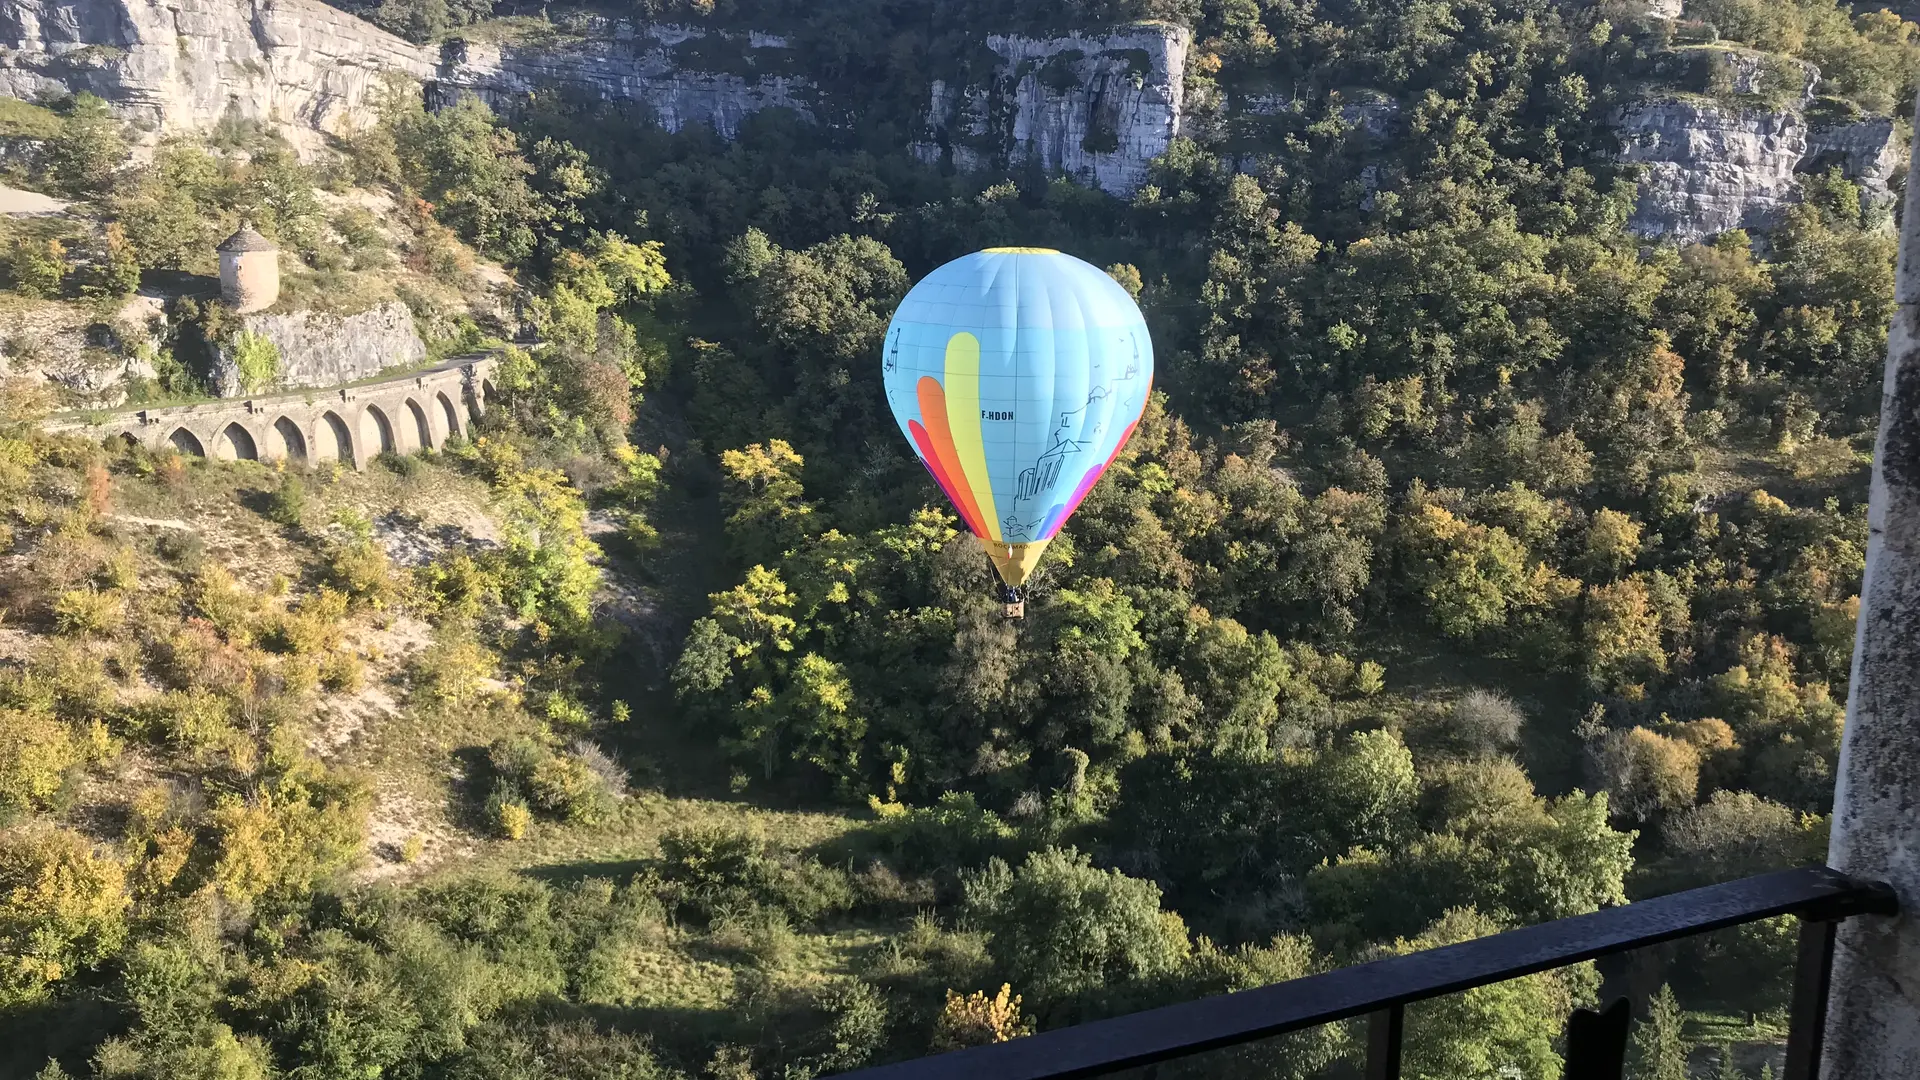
xmin=1037 ymin=416 xmax=1143 ymax=540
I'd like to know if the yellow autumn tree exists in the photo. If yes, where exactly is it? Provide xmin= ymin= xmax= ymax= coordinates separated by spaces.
xmin=1591 ymin=727 xmax=1701 ymax=822
xmin=0 ymin=826 xmax=130 ymax=1007
xmin=207 ymin=755 xmax=369 ymax=903
xmin=1 ymin=708 xmax=113 ymax=816
xmin=1581 ymin=577 xmax=1667 ymax=695
xmin=1581 ymin=508 xmax=1642 ymax=580
xmin=932 ymin=984 xmax=1035 ymax=1051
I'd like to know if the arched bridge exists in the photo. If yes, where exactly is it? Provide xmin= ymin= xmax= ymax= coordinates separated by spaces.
xmin=49 ymin=354 xmax=502 ymax=470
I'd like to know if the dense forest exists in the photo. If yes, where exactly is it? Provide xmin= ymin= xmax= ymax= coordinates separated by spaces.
xmin=1 ymin=0 xmax=1916 ymax=1077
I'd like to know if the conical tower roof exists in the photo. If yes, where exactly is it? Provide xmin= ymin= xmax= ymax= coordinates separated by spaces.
xmin=217 ymin=220 xmax=277 ymax=253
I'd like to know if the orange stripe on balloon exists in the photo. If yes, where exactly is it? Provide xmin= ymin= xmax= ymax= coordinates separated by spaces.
xmin=910 ymin=419 xmax=988 ymax=537
xmin=916 ymin=376 xmax=988 ymax=536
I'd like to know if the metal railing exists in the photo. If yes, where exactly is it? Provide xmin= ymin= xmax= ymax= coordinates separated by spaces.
xmin=838 ymin=867 xmax=1896 ymax=1080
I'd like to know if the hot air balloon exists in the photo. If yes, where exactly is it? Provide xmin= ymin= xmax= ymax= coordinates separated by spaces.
xmin=883 ymin=247 xmax=1154 ymax=617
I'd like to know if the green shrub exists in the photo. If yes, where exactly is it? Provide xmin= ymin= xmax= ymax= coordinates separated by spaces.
xmin=655 ymin=827 xmax=853 ymax=924
xmin=205 ymin=756 xmax=369 ymax=902
xmin=188 ymin=565 xmax=255 ymax=640
xmin=45 ymin=93 xmax=126 ymax=195
xmin=0 ymin=708 xmax=94 ymax=818
xmin=381 ymin=452 xmax=425 ymax=477
xmin=0 ymin=825 xmax=130 ymax=1008
xmin=154 ymin=529 xmax=204 ymax=568
xmin=657 ymin=828 xmax=773 ymax=903
xmin=267 ymin=471 xmax=306 ymax=525
xmin=802 ymin=980 xmax=891 ymax=1073
xmin=263 ymin=588 xmax=348 ymax=656
xmin=320 ymin=652 xmax=365 ymax=693
xmin=53 ymin=587 xmax=124 ymax=637
xmin=487 ymin=793 xmax=531 ymax=840
xmin=707 ymin=904 xmax=798 ymax=970
xmin=228 ymin=331 xmax=280 ymax=393
xmin=541 ymin=694 xmax=593 ymax=731
xmin=528 ymin=753 xmax=613 ymax=826
xmin=409 ymin=634 xmax=496 ymax=709
xmin=82 ymin=223 xmax=141 ymax=299
xmin=140 ymin=688 xmax=235 ymax=760
xmin=864 ymin=791 xmax=1016 ymax=874
xmin=9 ymin=237 xmax=66 ymax=299
xmin=325 ymin=536 xmax=399 ymax=609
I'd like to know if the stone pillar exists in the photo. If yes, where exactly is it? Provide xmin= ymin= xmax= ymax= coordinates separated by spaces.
xmin=1821 ymin=97 xmax=1920 ymax=1075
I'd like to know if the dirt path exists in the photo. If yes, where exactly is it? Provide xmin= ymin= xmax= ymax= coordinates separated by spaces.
xmin=0 ymin=183 xmax=68 ymax=216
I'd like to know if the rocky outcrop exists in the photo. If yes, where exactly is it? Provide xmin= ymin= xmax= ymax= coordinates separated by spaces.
xmin=213 ymin=299 xmax=425 ymax=396
xmin=0 ymin=0 xmax=433 ymax=146
xmin=0 ymin=0 xmax=1178 ymax=197
xmin=1805 ymin=116 xmax=1904 ymax=194
xmin=911 ymin=23 xmax=1188 ymax=195
xmin=434 ymin=24 xmax=814 ymax=136
xmin=1617 ymin=100 xmax=1904 ymax=240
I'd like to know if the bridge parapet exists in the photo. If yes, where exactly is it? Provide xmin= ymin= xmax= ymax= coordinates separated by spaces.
xmin=46 ymin=354 xmax=502 ymax=472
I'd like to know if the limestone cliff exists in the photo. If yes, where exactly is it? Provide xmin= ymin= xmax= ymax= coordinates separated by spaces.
xmin=434 ymin=23 xmax=814 ymax=137
xmin=213 ymin=299 xmax=425 ymax=396
xmin=0 ymin=0 xmax=433 ymax=146
xmin=1616 ymin=100 xmax=1903 ymax=240
xmin=0 ymin=0 xmax=1901 ymax=238
xmin=911 ymin=23 xmax=1188 ymax=195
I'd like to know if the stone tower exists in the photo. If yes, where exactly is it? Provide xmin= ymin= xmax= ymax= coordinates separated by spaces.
xmin=217 ymin=221 xmax=279 ymax=313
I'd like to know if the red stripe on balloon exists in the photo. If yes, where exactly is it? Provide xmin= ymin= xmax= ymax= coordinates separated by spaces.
xmin=910 ymin=419 xmax=989 ymax=538
xmin=915 ymin=377 xmax=989 ymax=536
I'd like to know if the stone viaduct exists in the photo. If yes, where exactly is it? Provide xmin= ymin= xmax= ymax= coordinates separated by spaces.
xmin=47 ymin=354 xmax=502 ymax=470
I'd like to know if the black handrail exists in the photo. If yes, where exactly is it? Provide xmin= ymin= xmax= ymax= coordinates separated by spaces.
xmin=837 ymin=866 xmax=1896 ymax=1080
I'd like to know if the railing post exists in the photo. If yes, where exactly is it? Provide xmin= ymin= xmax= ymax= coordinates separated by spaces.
xmin=1784 ymin=918 xmax=1840 ymax=1080
xmin=1563 ymin=997 xmax=1631 ymax=1080
xmin=1366 ymin=1005 xmax=1404 ymax=1080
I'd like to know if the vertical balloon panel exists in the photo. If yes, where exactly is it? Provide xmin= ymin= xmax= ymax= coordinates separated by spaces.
xmin=884 ymin=248 xmax=1153 ymax=590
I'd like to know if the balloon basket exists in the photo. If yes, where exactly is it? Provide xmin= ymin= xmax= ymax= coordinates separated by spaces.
xmin=999 ymin=584 xmax=1024 ymax=620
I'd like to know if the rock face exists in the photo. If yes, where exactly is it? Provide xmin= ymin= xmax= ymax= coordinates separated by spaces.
xmin=0 ymin=0 xmax=433 ymax=146
xmin=1616 ymin=100 xmax=1903 ymax=240
xmin=435 ymin=24 xmax=814 ymax=137
xmin=0 ymin=0 xmax=1903 ymax=234
xmin=214 ymin=299 xmax=425 ymax=396
xmin=911 ymin=23 xmax=1188 ymax=195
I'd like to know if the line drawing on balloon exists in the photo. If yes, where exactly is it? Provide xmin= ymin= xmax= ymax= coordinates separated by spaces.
xmin=1007 ymin=329 xmax=1145 ymax=531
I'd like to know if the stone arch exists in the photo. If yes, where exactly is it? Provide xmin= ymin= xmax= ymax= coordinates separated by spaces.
xmin=359 ymin=404 xmax=396 ymax=459
xmin=114 ymin=432 xmax=140 ymax=452
xmin=213 ymin=422 xmax=259 ymax=462
xmin=436 ymin=391 xmax=462 ymax=442
xmin=168 ymin=427 xmax=206 ymax=456
xmin=403 ymin=397 xmax=432 ymax=451
xmin=480 ymin=379 xmax=498 ymax=413
xmin=314 ymin=410 xmax=352 ymax=465
xmin=268 ymin=416 xmax=308 ymax=462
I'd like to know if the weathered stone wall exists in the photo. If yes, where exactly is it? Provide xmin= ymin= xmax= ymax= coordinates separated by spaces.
xmin=220 ymin=250 xmax=281 ymax=313
xmin=211 ymin=300 xmax=426 ymax=397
